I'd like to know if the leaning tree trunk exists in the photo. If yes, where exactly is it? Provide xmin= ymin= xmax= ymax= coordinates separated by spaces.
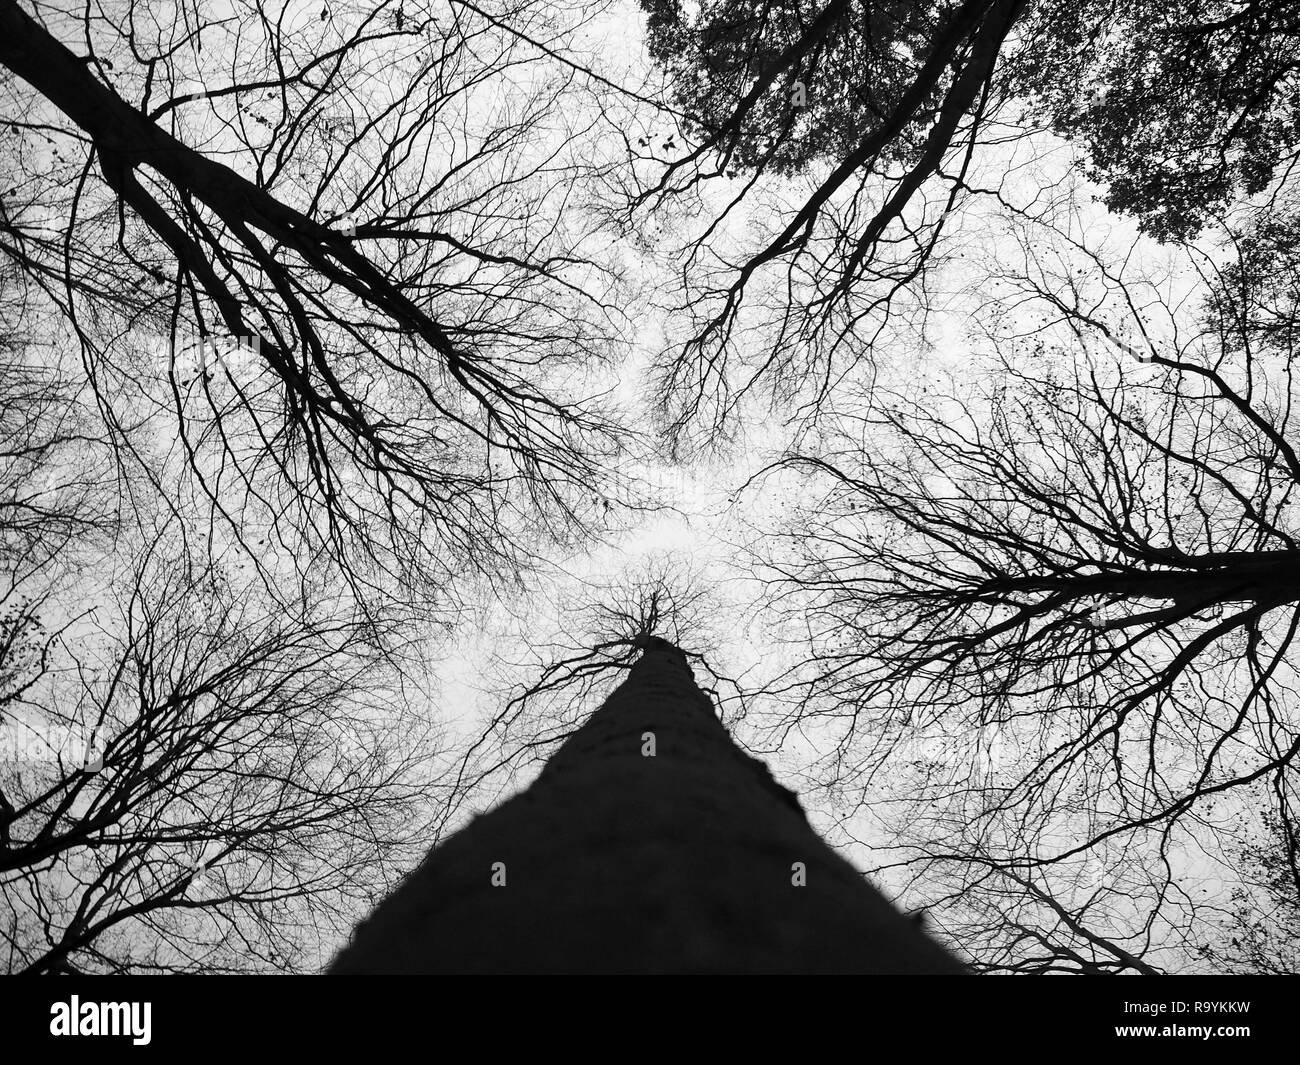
xmin=329 ymin=639 xmax=963 ymax=973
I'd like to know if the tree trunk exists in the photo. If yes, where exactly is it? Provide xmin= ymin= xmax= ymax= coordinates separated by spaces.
xmin=329 ymin=640 xmax=964 ymax=973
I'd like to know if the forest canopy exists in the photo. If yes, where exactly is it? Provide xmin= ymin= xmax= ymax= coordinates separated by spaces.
xmin=1 ymin=0 xmax=1297 ymax=974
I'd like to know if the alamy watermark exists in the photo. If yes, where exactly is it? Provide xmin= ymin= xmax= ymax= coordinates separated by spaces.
xmin=1 ymin=720 xmax=105 ymax=773
xmin=144 ymin=330 xmax=264 ymax=382
xmin=50 ymin=997 xmax=151 ymax=1045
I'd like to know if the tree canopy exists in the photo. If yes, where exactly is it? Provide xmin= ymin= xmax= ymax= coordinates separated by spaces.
xmin=3 ymin=0 xmax=1299 ymax=974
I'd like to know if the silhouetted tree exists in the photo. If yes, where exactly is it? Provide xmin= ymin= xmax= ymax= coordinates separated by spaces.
xmin=1 ymin=525 xmax=437 ymax=974
xmin=0 ymin=0 xmax=653 ymax=974
xmin=633 ymin=0 xmax=1024 ymax=443
xmin=640 ymin=0 xmax=985 ymax=175
xmin=0 ymin=0 xmax=633 ymax=611
xmin=633 ymin=0 xmax=1300 ymax=443
xmin=427 ymin=563 xmax=755 ymax=842
xmin=1 ymin=234 xmax=446 ymax=974
xmin=745 ymin=194 xmax=1300 ymax=971
xmin=330 ymin=635 xmax=962 ymax=973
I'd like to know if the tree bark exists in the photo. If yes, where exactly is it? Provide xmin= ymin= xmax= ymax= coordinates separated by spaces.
xmin=329 ymin=640 xmax=964 ymax=973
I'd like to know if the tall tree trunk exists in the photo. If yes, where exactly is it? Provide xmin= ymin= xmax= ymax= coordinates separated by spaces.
xmin=330 ymin=640 xmax=963 ymax=973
